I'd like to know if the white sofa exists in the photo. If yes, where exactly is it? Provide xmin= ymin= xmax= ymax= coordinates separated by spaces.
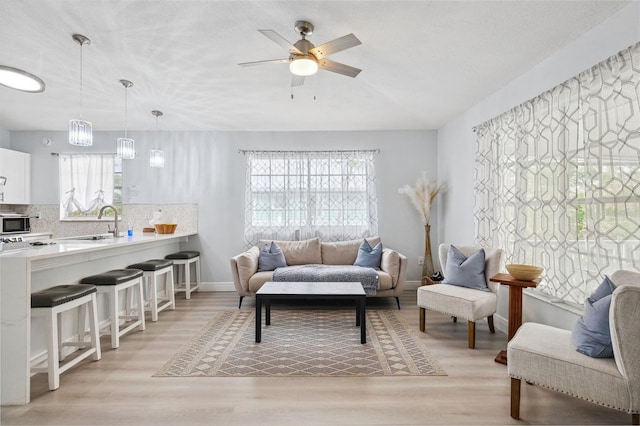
xmin=230 ymin=237 xmax=408 ymax=308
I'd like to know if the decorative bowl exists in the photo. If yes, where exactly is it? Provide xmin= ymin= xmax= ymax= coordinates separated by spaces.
xmin=506 ymin=264 xmax=543 ymax=281
xmin=154 ymin=224 xmax=177 ymax=234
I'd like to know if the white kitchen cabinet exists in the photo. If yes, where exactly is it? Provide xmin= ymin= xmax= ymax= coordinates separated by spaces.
xmin=0 ymin=148 xmax=31 ymax=204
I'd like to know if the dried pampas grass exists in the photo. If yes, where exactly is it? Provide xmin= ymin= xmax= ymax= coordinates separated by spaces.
xmin=398 ymin=172 xmax=445 ymax=225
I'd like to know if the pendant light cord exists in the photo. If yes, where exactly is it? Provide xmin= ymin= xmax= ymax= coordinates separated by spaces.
xmin=79 ymin=42 xmax=84 ymax=119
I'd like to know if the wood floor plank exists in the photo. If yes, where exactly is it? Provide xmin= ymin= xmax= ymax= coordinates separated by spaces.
xmin=1 ymin=291 xmax=628 ymax=425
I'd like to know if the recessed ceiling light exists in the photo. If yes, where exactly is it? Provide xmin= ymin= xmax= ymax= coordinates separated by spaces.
xmin=0 ymin=65 xmax=45 ymax=93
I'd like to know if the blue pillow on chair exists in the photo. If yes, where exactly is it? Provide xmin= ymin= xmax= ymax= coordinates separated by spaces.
xmin=257 ymin=241 xmax=287 ymax=272
xmin=441 ymin=245 xmax=489 ymax=291
xmin=354 ymin=239 xmax=383 ymax=269
xmin=571 ymin=276 xmax=616 ymax=358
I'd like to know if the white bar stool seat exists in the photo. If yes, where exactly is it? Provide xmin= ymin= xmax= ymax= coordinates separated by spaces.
xmin=80 ymin=268 xmax=146 ymax=349
xmin=127 ymin=259 xmax=175 ymax=322
xmin=165 ymin=251 xmax=201 ymax=299
xmin=31 ymin=284 xmax=101 ymax=390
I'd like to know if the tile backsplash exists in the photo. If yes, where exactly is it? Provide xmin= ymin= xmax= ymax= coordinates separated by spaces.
xmin=10 ymin=204 xmax=198 ymax=238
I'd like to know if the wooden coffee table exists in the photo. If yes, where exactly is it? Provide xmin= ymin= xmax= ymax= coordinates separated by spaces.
xmin=255 ymin=281 xmax=367 ymax=344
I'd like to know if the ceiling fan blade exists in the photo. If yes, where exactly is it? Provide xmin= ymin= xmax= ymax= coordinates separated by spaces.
xmin=309 ymin=33 xmax=362 ymax=60
xmin=238 ymin=58 xmax=289 ymax=67
xmin=318 ymin=59 xmax=362 ymax=78
xmin=291 ymin=75 xmax=305 ymax=87
xmin=258 ymin=30 xmax=303 ymax=55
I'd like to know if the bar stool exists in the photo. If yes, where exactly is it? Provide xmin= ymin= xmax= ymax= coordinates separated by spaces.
xmin=31 ymin=284 xmax=101 ymax=390
xmin=80 ymin=269 xmax=145 ymax=349
xmin=127 ymin=259 xmax=175 ymax=322
xmin=165 ymin=251 xmax=201 ymax=299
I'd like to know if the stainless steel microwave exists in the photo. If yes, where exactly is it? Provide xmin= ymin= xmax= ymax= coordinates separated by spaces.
xmin=0 ymin=214 xmax=30 ymax=234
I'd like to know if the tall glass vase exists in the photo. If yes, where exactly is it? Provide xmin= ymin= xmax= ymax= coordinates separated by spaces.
xmin=422 ymin=224 xmax=435 ymax=280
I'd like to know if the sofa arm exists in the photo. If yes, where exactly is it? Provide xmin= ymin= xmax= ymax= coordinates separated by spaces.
xmin=230 ymin=246 xmax=260 ymax=296
xmin=381 ymin=248 xmax=408 ymax=289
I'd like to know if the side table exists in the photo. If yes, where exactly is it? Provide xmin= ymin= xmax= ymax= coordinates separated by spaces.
xmin=489 ymin=273 xmax=539 ymax=365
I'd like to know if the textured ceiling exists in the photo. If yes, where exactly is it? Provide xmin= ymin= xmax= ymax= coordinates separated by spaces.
xmin=0 ymin=0 xmax=629 ymax=132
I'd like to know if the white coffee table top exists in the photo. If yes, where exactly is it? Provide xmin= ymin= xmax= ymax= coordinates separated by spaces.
xmin=257 ymin=281 xmax=365 ymax=296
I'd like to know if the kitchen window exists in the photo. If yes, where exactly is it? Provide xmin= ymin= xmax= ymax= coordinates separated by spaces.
xmin=58 ymin=154 xmax=122 ymax=220
xmin=242 ymin=150 xmax=379 ymax=246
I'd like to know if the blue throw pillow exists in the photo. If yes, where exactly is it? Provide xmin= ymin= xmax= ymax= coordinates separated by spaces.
xmin=257 ymin=241 xmax=287 ymax=272
xmin=441 ymin=245 xmax=489 ymax=291
xmin=571 ymin=276 xmax=616 ymax=358
xmin=354 ymin=239 xmax=383 ymax=269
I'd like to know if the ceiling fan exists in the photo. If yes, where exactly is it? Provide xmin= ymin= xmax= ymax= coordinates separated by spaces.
xmin=238 ymin=20 xmax=362 ymax=87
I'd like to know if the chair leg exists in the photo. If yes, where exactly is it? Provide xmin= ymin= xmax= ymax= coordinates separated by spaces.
xmin=452 ymin=316 xmax=457 ymax=323
xmin=419 ymin=307 xmax=425 ymax=332
xmin=631 ymin=413 xmax=639 ymax=425
xmin=395 ymin=297 xmax=400 ymax=309
xmin=46 ymin=310 xmax=60 ymax=390
xmin=488 ymin=315 xmax=495 ymax=333
xmin=468 ymin=321 xmax=475 ymax=349
xmin=510 ymin=378 xmax=521 ymax=419
xmin=238 ymin=296 xmax=244 ymax=309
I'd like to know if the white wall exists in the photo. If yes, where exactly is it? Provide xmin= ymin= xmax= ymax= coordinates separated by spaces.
xmin=436 ymin=1 xmax=640 ymax=329
xmin=9 ymin=129 xmax=438 ymax=285
xmin=0 ymin=124 xmax=9 ymax=148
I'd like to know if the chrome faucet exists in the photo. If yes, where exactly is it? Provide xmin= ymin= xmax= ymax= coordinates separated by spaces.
xmin=98 ymin=205 xmax=121 ymax=237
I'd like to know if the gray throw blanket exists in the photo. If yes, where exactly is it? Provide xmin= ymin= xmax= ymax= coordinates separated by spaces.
xmin=273 ymin=264 xmax=379 ymax=295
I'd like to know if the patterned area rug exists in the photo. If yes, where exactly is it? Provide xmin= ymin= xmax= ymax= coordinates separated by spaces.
xmin=154 ymin=309 xmax=447 ymax=377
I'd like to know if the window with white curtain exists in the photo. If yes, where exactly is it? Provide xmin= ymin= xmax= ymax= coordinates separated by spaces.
xmin=243 ymin=150 xmax=379 ymax=246
xmin=474 ymin=41 xmax=640 ymax=307
xmin=59 ymin=154 xmax=122 ymax=220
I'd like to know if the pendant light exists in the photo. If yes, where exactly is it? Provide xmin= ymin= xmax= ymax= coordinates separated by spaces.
xmin=116 ymin=79 xmax=135 ymax=159
xmin=150 ymin=110 xmax=165 ymax=168
xmin=69 ymin=34 xmax=92 ymax=146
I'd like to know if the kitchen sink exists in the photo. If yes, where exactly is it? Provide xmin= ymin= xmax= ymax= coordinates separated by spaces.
xmin=56 ymin=234 xmax=114 ymax=241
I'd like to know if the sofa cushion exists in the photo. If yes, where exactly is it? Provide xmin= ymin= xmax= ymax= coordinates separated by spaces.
xmin=257 ymin=241 xmax=287 ymax=272
xmin=259 ymin=238 xmax=322 ymax=265
xmin=248 ymin=271 xmax=274 ymax=293
xmin=571 ymin=276 xmax=616 ymax=358
xmin=354 ymin=239 xmax=383 ymax=268
xmin=321 ymin=237 xmax=381 ymax=265
xmin=441 ymin=245 xmax=489 ymax=292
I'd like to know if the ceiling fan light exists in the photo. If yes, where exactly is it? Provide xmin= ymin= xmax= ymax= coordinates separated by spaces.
xmin=0 ymin=65 xmax=45 ymax=93
xmin=290 ymin=57 xmax=318 ymax=76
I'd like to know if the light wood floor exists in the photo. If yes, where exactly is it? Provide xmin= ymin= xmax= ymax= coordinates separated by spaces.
xmin=1 ymin=290 xmax=629 ymax=425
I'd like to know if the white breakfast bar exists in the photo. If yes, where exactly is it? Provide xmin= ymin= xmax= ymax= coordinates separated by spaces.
xmin=0 ymin=231 xmax=196 ymax=405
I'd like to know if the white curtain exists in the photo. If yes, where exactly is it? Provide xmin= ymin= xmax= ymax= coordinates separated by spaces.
xmin=475 ymin=42 xmax=640 ymax=306
xmin=59 ymin=154 xmax=114 ymax=218
xmin=243 ymin=150 xmax=379 ymax=247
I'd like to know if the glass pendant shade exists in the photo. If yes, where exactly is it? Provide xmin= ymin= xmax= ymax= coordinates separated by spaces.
xmin=69 ymin=34 xmax=92 ymax=147
xmin=69 ymin=119 xmax=93 ymax=146
xmin=116 ymin=79 xmax=135 ymax=159
xmin=150 ymin=109 xmax=164 ymax=168
xmin=150 ymin=149 xmax=165 ymax=168
xmin=117 ymin=137 xmax=135 ymax=159
xmin=290 ymin=57 xmax=318 ymax=76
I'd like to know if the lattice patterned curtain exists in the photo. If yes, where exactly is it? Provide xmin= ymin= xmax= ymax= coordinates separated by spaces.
xmin=475 ymin=41 xmax=640 ymax=306
xmin=243 ymin=150 xmax=379 ymax=247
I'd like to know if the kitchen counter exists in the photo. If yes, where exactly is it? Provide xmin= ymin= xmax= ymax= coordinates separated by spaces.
xmin=0 ymin=230 xmax=196 ymax=405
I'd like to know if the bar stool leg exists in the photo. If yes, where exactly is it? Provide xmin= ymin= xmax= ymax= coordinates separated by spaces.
xmin=109 ymin=286 xmax=120 ymax=349
xmin=136 ymin=278 xmax=146 ymax=331
xmin=88 ymin=293 xmax=102 ymax=361
xmin=77 ymin=303 xmax=87 ymax=350
xmin=57 ymin=311 xmax=65 ymax=361
xmin=150 ymin=274 xmax=159 ymax=322
xmin=195 ymin=257 xmax=201 ymax=294
xmin=168 ymin=267 xmax=176 ymax=310
xmin=184 ymin=261 xmax=192 ymax=299
xmin=46 ymin=309 xmax=61 ymax=390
